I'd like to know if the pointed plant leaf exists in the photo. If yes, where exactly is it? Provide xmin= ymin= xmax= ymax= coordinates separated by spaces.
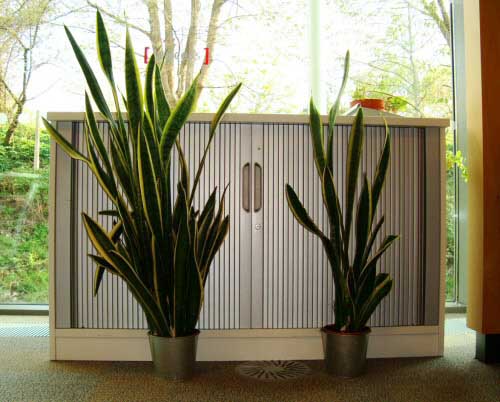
xmin=82 ymin=212 xmax=169 ymax=335
xmin=89 ymin=255 xmax=111 ymax=296
xmin=286 ymin=184 xmax=324 ymax=237
xmin=327 ymin=50 xmax=350 ymax=170
xmin=204 ymin=215 xmax=230 ymax=275
xmin=198 ymin=188 xmax=217 ymax=227
xmin=64 ymin=26 xmax=113 ymax=120
xmin=84 ymin=127 xmax=116 ymax=202
xmin=345 ymin=107 xmax=365 ymax=241
xmin=371 ymin=124 xmax=391 ymax=215
xmin=160 ymin=74 xmax=199 ymax=163
xmin=196 ymin=189 xmax=217 ymax=258
xmin=321 ymin=168 xmax=342 ymax=264
xmin=96 ymin=11 xmax=114 ymax=85
xmin=200 ymin=186 xmax=228 ymax=265
xmin=353 ymin=175 xmax=372 ymax=277
xmin=190 ymin=83 xmax=242 ymax=200
xmin=43 ymin=118 xmax=88 ymax=163
xmin=355 ymin=273 xmax=393 ymax=330
xmin=137 ymin=122 xmax=163 ymax=236
xmin=145 ymin=54 xmax=156 ymax=118
xmin=98 ymin=210 xmax=120 ymax=217
xmin=309 ymin=97 xmax=326 ymax=176
xmin=176 ymin=139 xmax=190 ymax=201
xmin=361 ymin=216 xmax=385 ymax=268
xmin=362 ymin=234 xmax=399 ymax=275
xmin=125 ymin=28 xmax=144 ymax=138
xmin=154 ymin=64 xmax=170 ymax=130
xmin=173 ymin=185 xmax=191 ymax=335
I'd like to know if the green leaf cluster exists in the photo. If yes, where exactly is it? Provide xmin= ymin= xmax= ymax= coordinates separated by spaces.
xmin=43 ymin=12 xmax=241 ymax=337
xmin=286 ymin=51 xmax=398 ymax=332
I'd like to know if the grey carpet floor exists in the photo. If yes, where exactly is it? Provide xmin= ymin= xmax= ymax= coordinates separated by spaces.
xmin=0 ymin=316 xmax=499 ymax=402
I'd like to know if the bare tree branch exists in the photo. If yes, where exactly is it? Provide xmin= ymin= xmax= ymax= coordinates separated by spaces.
xmin=419 ymin=0 xmax=450 ymax=47
xmin=177 ymin=0 xmax=200 ymax=98
xmin=87 ymin=1 xmax=150 ymax=36
xmin=163 ymin=0 xmax=175 ymax=101
xmin=198 ymin=0 xmax=227 ymax=89
xmin=0 ymin=76 xmax=21 ymax=106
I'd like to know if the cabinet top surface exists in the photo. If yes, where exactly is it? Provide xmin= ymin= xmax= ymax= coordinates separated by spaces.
xmin=46 ymin=112 xmax=449 ymax=128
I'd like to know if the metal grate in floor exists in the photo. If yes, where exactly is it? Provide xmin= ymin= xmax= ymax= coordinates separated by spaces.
xmin=236 ymin=361 xmax=311 ymax=381
xmin=0 ymin=323 xmax=49 ymax=337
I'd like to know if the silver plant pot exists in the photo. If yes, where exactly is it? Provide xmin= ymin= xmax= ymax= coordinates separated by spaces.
xmin=321 ymin=325 xmax=371 ymax=377
xmin=148 ymin=330 xmax=200 ymax=380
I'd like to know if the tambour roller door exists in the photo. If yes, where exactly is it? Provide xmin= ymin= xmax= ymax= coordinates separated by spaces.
xmin=179 ymin=122 xmax=251 ymax=330
xmin=73 ymin=122 xmax=147 ymax=329
xmin=256 ymin=123 xmax=425 ymax=328
xmin=71 ymin=122 xmax=251 ymax=330
xmin=69 ymin=120 xmax=426 ymax=330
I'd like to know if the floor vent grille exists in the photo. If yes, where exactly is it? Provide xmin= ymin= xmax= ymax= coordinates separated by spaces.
xmin=236 ymin=361 xmax=311 ymax=381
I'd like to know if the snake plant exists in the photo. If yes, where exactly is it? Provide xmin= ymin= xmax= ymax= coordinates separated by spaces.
xmin=286 ymin=52 xmax=398 ymax=332
xmin=43 ymin=12 xmax=241 ymax=337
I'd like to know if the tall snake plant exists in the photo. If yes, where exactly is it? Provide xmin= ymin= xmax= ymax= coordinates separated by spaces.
xmin=286 ymin=52 xmax=399 ymax=332
xmin=43 ymin=12 xmax=241 ymax=337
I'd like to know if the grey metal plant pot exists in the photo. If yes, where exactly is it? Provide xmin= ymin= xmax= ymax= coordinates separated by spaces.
xmin=148 ymin=330 xmax=200 ymax=380
xmin=321 ymin=325 xmax=371 ymax=377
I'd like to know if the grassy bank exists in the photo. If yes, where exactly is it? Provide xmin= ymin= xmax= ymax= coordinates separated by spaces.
xmin=0 ymin=125 xmax=50 ymax=303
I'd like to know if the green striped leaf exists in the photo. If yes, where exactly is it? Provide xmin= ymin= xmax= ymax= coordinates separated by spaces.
xmin=82 ymin=213 xmax=168 ymax=335
xmin=205 ymin=216 xmax=230 ymax=270
xmin=371 ymin=124 xmax=391 ymax=215
xmin=362 ymin=235 xmax=399 ymax=275
xmin=361 ymin=216 xmax=385 ymax=268
xmin=137 ymin=121 xmax=163 ymax=236
xmin=176 ymin=139 xmax=190 ymax=200
xmin=191 ymin=83 xmax=242 ymax=200
xmin=327 ymin=50 xmax=350 ymax=171
xmin=124 ymin=28 xmax=143 ymax=138
xmin=173 ymin=185 xmax=191 ymax=336
xmin=96 ymin=11 xmax=114 ymax=85
xmin=160 ymin=75 xmax=199 ymax=163
xmin=84 ymin=94 xmax=114 ymax=182
xmin=64 ymin=26 xmax=112 ymax=120
xmin=196 ymin=189 xmax=217 ymax=263
xmin=285 ymin=184 xmax=324 ymax=238
xmin=154 ymin=64 xmax=170 ymax=130
xmin=345 ymin=107 xmax=365 ymax=242
xmin=145 ymin=54 xmax=156 ymax=118
xmin=89 ymin=254 xmax=115 ymax=296
xmin=42 ymin=118 xmax=88 ymax=163
xmin=200 ymin=186 xmax=228 ymax=265
xmin=85 ymin=129 xmax=116 ymax=201
xmin=321 ymin=167 xmax=342 ymax=261
xmin=354 ymin=273 xmax=393 ymax=330
xmin=309 ymin=98 xmax=325 ymax=176
xmin=353 ymin=175 xmax=372 ymax=277
xmin=98 ymin=210 xmax=120 ymax=217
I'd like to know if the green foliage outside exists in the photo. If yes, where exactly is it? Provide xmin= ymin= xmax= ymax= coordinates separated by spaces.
xmin=0 ymin=124 xmax=50 ymax=303
xmin=445 ymin=131 xmax=468 ymax=301
xmin=0 ymin=126 xmax=463 ymax=306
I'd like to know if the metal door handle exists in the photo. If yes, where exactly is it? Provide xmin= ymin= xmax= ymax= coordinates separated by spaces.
xmin=242 ymin=162 xmax=251 ymax=212
xmin=254 ymin=162 xmax=262 ymax=212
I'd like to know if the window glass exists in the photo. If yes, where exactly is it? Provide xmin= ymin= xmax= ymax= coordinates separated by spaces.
xmin=198 ymin=0 xmax=310 ymax=113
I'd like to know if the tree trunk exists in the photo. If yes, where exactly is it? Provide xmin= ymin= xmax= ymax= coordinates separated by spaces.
xmin=3 ymin=100 xmax=23 ymax=146
xmin=198 ymin=0 xmax=226 ymax=88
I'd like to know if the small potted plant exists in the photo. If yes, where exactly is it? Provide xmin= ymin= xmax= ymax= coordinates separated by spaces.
xmin=286 ymin=51 xmax=398 ymax=377
xmin=43 ymin=12 xmax=241 ymax=380
xmin=351 ymin=83 xmax=408 ymax=114
xmin=350 ymin=83 xmax=385 ymax=110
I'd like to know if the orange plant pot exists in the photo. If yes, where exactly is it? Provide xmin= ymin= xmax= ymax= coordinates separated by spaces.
xmin=350 ymin=98 xmax=385 ymax=111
